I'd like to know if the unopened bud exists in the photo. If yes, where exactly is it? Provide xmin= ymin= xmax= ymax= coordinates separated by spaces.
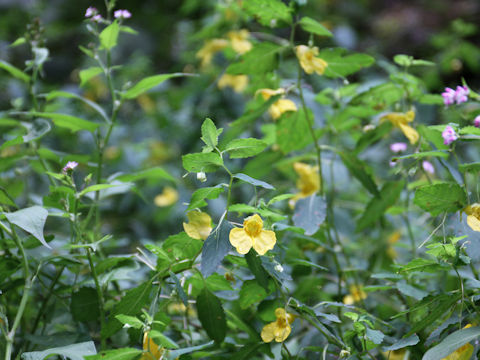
xmin=197 ymin=172 xmax=207 ymax=182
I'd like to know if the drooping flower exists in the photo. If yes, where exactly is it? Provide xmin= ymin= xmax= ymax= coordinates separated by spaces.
xmin=183 ymin=211 xmax=212 ymax=240
xmin=141 ymin=332 xmax=164 ymax=360
xmin=441 ymin=324 xmax=474 ymax=360
xmin=227 ymin=29 xmax=252 ymax=54
xmin=464 ymin=204 xmax=480 ymax=232
xmin=289 ymin=162 xmax=320 ymax=207
xmin=422 ymin=160 xmax=435 ymax=174
xmin=257 ymin=88 xmax=297 ymax=120
xmin=85 ymin=7 xmax=97 ymax=17
xmin=295 ymin=45 xmax=328 ymax=75
xmin=154 ymin=186 xmax=178 ymax=207
xmin=474 ymin=115 xmax=480 ymax=128
xmin=382 ymin=110 xmax=419 ymax=144
xmin=114 ymin=9 xmax=132 ymax=19
xmin=260 ymin=308 xmax=295 ymax=343
xmin=62 ymin=161 xmax=78 ymax=174
xmin=229 ymin=214 xmax=276 ymax=255
xmin=196 ymin=39 xmax=229 ymax=67
xmin=390 ymin=142 xmax=408 ymax=153
xmin=442 ymin=125 xmax=458 ymax=145
xmin=217 ymin=74 xmax=249 ymax=93
xmin=343 ymin=285 xmax=367 ymax=305
xmin=442 ymin=86 xmax=469 ymax=106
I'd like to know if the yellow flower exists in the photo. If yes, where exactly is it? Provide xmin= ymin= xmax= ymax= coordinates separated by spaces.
xmin=183 ymin=211 xmax=212 ymax=240
xmin=387 ymin=231 xmax=401 ymax=259
xmin=227 ymin=29 xmax=252 ymax=54
xmin=257 ymin=88 xmax=297 ymax=120
xmin=382 ymin=349 xmax=408 ymax=360
xmin=289 ymin=162 xmax=321 ymax=208
xmin=441 ymin=324 xmax=474 ymax=360
xmin=229 ymin=214 xmax=276 ymax=255
xmin=382 ymin=110 xmax=419 ymax=144
xmin=154 ymin=186 xmax=178 ymax=207
xmin=295 ymin=45 xmax=328 ymax=75
xmin=217 ymin=74 xmax=249 ymax=93
xmin=261 ymin=308 xmax=295 ymax=343
xmin=343 ymin=285 xmax=367 ymax=305
xmin=141 ymin=332 xmax=164 ymax=360
xmin=196 ymin=38 xmax=229 ymax=67
xmin=464 ymin=204 xmax=480 ymax=232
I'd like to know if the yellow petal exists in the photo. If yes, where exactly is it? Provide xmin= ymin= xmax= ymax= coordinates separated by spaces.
xmin=294 ymin=162 xmax=321 ymax=196
xmin=183 ymin=211 xmax=212 ymax=240
xmin=274 ymin=323 xmax=291 ymax=342
xmin=295 ymin=45 xmax=326 ymax=75
xmin=154 ymin=186 xmax=178 ymax=207
xmin=229 ymin=228 xmax=253 ymax=254
xmin=274 ymin=308 xmax=287 ymax=318
xmin=311 ymin=57 xmax=328 ymax=75
xmin=244 ymin=214 xmax=263 ymax=237
xmin=196 ymin=39 xmax=229 ymax=67
xmin=227 ymin=29 xmax=252 ymax=54
xmin=256 ymin=88 xmax=284 ymax=100
xmin=343 ymin=294 xmax=354 ymax=305
xmin=253 ymin=230 xmax=276 ymax=255
xmin=467 ymin=215 xmax=480 ymax=232
xmin=398 ymin=123 xmax=419 ymax=144
xmin=442 ymin=343 xmax=474 ymax=360
xmin=260 ymin=322 xmax=277 ymax=343
xmin=142 ymin=332 xmax=164 ymax=360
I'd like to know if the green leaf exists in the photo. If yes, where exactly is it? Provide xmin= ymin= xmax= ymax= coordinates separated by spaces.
xmin=114 ymin=167 xmax=175 ymax=182
xmin=85 ymin=348 xmax=141 ymax=360
xmin=163 ymin=232 xmax=202 ymax=260
xmin=79 ymin=67 xmax=103 ymax=87
xmin=115 ymin=314 xmax=144 ymax=329
xmin=22 ymin=342 xmax=97 ymax=360
xmin=393 ymin=151 xmax=449 ymax=160
xmin=459 ymin=162 xmax=480 ymax=173
xmin=149 ymin=329 xmax=179 ymax=349
xmin=71 ymin=287 xmax=100 ymax=322
xmin=182 ymin=152 xmax=223 ymax=173
xmin=239 ymin=280 xmax=271 ymax=309
xmin=293 ymin=195 xmax=327 ymax=236
xmin=5 ymin=206 xmax=50 ymax=249
xmin=339 ymin=151 xmax=379 ymax=196
xmin=396 ymin=282 xmax=429 ymax=300
xmin=169 ymin=270 xmax=188 ymax=306
xmin=123 ymin=73 xmax=186 ymax=99
xmin=102 ymin=280 xmax=153 ymax=338
xmin=78 ymin=184 xmax=121 ymax=197
xmin=226 ymin=42 xmax=283 ymax=75
xmin=201 ymin=118 xmax=222 ymax=150
xmin=187 ymin=185 xmax=224 ymax=211
xmin=356 ymin=181 xmax=404 ymax=231
xmin=201 ymin=216 xmax=233 ymax=277
xmin=318 ymin=48 xmax=375 ymax=78
xmin=299 ymin=17 xmax=333 ymax=37
xmin=224 ymin=138 xmax=267 ymax=158
xmin=233 ymin=173 xmax=275 ymax=190
xmin=245 ymin=250 xmax=270 ymax=290
xmin=413 ymin=183 xmax=467 ymax=216
xmin=30 ymin=112 xmax=99 ymax=133
xmin=383 ymin=334 xmax=419 ymax=351
xmin=168 ymin=342 xmax=215 ymax=359
xmin=398 ymin=258 xmax=443 ymax=273
xmin=276 ymin=109 xmax=312 ymax=153
xmin=0 ymin=59 xmax=30 ymax=82
xmin=99 ymin=21 xmax=120 ymax=50
xmin=196 ymin=288 xmax=226 ymax=343
xmin=365 ymin=328 xmax=384 ymax=345
xmin=422 ymin=326 xmax=480 ymax=360
xmin=242 ymin=0 xmax=292 ymax=27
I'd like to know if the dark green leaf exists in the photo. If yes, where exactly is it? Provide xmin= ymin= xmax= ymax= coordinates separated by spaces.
xmin=169 ymin=271 xmax=188 ymax=306
xmin=383 ymin=334 xmax=419 ymax=351
xmin=239 ymin=280 xmax=272 ymax=309
xmin=413 ymin=183 xmax=467 ymax=216
xmin=201 ymin=216 xmax=233 ymax=277
xmin=233 ymin=173 xmax=275 ymax=190
xmin=224 ymin=138 xmax=267 ymax=158
xmin=276 ymin=109 xmax=312 ymax=153
xmin=5 ymin=206 xmax=49 ymax=249
xmin=242 ymin=0 xmax=292 ymax=27
xmin=70 ymin=287 xmax=99 ymax=322
xmin=339 ymin=151 xmax=379 ymax=196
xmin=187 ymin=185 xmax=224 ymax=211
xmin=245 ymin=250 xmax=270 ymax=290
xmin=182 ymin=152 xmax=223 ymax=173
xmin=293 ymin=195 xmax=326 ymax=236
xmin=196 ymin=288 xmax=226 ymax=343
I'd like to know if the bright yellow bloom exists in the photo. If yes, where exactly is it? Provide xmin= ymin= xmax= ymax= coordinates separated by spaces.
xmin=295 ymin=45 xmax=328 ymax=75
xmin=141 ymin=332 xmax=164 ymax=360
xmin=196 ymin=38 xmax=229 ymax=67
xmin=261 ymin=308 xmax=295 ymax=343
xmin=217 ymin=74 xmax=249 ymax=93
xmin=229 ymin=214 xmax=276 ymax=255
xmin=154 ymin=186 xmax=178 ymax=207
xmin=382 ymin=349 xmax=408 ymax=360
xmin=441 ymin=324 xmax=474 ymax=360
xmin=257 ymin=88 xmax=297 ymax=120
xmin=227 ymin=29 xmax=252 ymax=54
xmin=289 ymin=162 xmax=321 ymax=208
xmin=183 ymin=211 xmax=212 ymax=240
xmin=382 ymin=110 xmax=419 ymax=144
xmin=464 ymin=204 xmax=480 ymax=232
xmin=343 ymin=285 xmax=367 ymax=305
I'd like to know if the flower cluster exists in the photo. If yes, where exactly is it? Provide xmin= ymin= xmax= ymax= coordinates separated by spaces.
xmin=114 ymin=9 xmax=132 ymax=19
xmin=442 ymin=125 xmax=458 ymax=145
xmin=441 ymin=85 xmax=469 ymax=106
xmin=62 ymin=161 xmax=78 ymax=174
xmin=474 ymin=115 xmax=480 ymax=128
xmin=217 ymin=74 xmax=249 ymax=93
xmin=389 ymin=142 xmax=407 ymax=153
xmin=84 ymin=7 xmax=102 ymax=22
xmin=295 ymin=45 xmax=328 ymax=75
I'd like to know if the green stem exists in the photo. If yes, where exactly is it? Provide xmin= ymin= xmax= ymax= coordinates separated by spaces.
xmin=86 ymin=248 xmax=107 ymax=349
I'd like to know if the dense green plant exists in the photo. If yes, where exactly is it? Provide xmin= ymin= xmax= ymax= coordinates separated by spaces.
xmin=2 ymin=1 xmax=480 ymax=360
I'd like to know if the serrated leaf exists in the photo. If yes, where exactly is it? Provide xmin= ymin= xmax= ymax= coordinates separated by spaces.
xmin=226 ymin=42 xmax=283 ymax=75
xmin=398 ymin=258 xmax=442 ymax=273
xmin=0 ymin=59 xmax=30 ymax=82
xmin=79 ymin=67 xmax=103 ymax=87
xmin=78 ymin=184 xmax=120 ymax=197
xmin=99 ymin=21 xmax=120 ymax=50
xmin=5 ymin=206 xmax=50 ymax=249
xmin=276 ymin=109 xmax=312 ymax=153
xmin=299 ymin=17 xmax=333 ymax=37
xmin=422 ymin=326 xmax=480 ymax=360
xmin=233 ymin=173 xmax=275 ymax=189
xmin=365 ymin=328 xmax=384 ymax=345
xmin=245 ymin=250 xmax=270 ymax=290
xmin=115 ymin=314 xmax=144 ymax=329
xmin=23 ymin=342 xmax=97 ymax=360
xmin=201 ymin=216 xmax=233 ymax=277
xmin=201 ymin=118 xmax=221 ymax=149
xmin=459 ymin=162 xmax=480 ymax=173
xmin=242 ymin=0 xmax=292 ymax=27
xmin=187 ymin=185 xmax=224 ymax=211
xmin=318 ymin=48 xmax=375 ymax=78
xmin=123 ymin=73 xmax=185 ymax=99
xmin=224 ymin=138 xmax=267 ymax=158
xmin=239 ymin=280 xmax=271 ymax=309
xmin=182 ymin=152 xmax=223 ymax=173
xmin=149 ymin=329 xmax=179 ymax=349
xmin=196 ymin=288 xmax=226 ymax=343
xmin=413 ymin=183 xmax=467 ymax=216
xmin=396 ymin=282 xmax=429 ymax=300
xmin=293 ymin=195 xmax=326 ymax=236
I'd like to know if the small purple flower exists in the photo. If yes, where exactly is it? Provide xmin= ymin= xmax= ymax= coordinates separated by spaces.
xmin=390 ymin=142 xmax=408 ymax=153
xmin=62 ymin=161 xmax=78 ymax=174
xmin=474 ymin=115 xmax=480 ymax=128
xmin=114 ymin=9 xmax=131 ymax=19
xmin=91 ymin=14 xmax=103 ymax=22
xmin=422 ymin=160 xmax=435 ymax=174
xmin=389 ymin=159 xmax=397 ymax=167
xmin=442 ymin=87 xmax=456 ymax=106
xmin=85 ymin=6 xmax=97 ymax=17
xmin=442 ymin=125 xmax=458 ymax=145
xmin=454 ymin=85 xmax=469 ymax=104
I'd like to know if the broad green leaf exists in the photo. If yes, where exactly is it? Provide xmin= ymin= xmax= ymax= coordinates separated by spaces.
xmin=71 ymin=287 xmax=100 ymax=322
xmin=0 ymin=118 xmax=19 ymax=127
xmin=226 ymin=42 xmax=283 ymax=75
xmin=239 ymin=280 xmax=271 ymax=309
xmin=245 ymin=250 xmax=270 ymax=291
xmin=397 ymin=258 xmax=443 ymax=273
xmin=276 ymin=109 xmax=312 ymax=153
xmin=393 ymin=151 xmax=449 ymax=160
xmin=242 ymin=0 xmax=292 ymax=27
xmin=365 ymin=328 xmax=384 ymax=345
xmin=182 ymin=152 xmax=223 ymax=173
xmin=30 ymin=112 xmax=99 ymax=133
xmin=99 ymin=21 xmax=120 ymax=50
xmin=85 ymin=348 xmax=141 ymax=360
xmin=339 ymin=151 xmax=379 ymax=196
xmin=169 ymin=270 xmax=188 ymax=306
xmin=196 ymin=288 xmax=226 ymax=343
xmin=423 ymin=326 xmax=480 ymax=360
xmin=0 ymin=59 xmax=30 ymax=82
xmin=5 ymin=206 xmax=50 ymax=249
xmin=459 ymin=126 xmax=480 ymax=136
xmin=413 ymin=183 xmax=467 ymax=216
xmin=201 ymin=118 xmax=222 ymax=149
xmin=293 ymin=195 xmax=326 ymax=236
xmin=356 ymin=181 xmax=404 ymax=231
xmin=383 ymin=334 xmax=419 ymax=351
xmin=233 ymin=173 xmax=275 ymax=189
xmin=299 ymin=17 xmax=333 ymax=37
xmin=318 ymin=48 xmax=375 ymax=78
xmin=459 ymin=162 xmax=480 ymax=173
xmin=201 ymin=216 xmax=233 ymax=277
xmin=115 ymin=167 xmax=175 ymax=182
xmin=78 ymin=184 xmax=120 ymax=197
xmin=224 ymin=138 xmax=267 ymax=158
xmin=187 ymin=185 xmax=224 ymax=211
xmin=102 ymin=280 xmax=153 ymax=338
xmin=350 ymin=82 xmax=403 ymax=107
xmin=23 ymin=342 xmax=97 ymax=360
xmin=149 ymin=329 xmax=179 ymax=349
xmin=114 ymin=314 xmax=144 ymax=329
xmin=163 ymin=232 xmax=202 ymax=260
xmin=396 ymin=282 xmax=428 ymax=300
xmin=123 ymin=73 xmax=185 ymax=99
xmin=79 ymin=66 xmax=103 ymax=87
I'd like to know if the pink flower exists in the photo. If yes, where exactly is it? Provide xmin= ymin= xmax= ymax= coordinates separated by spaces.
xmin=442 ymin=125 xmax=458 ymax=145
xmin=62 ymin=161 xmax=78 ymax=174
xmin=91 ymin=14 xmax=103 ymax=22
xmin=474 ymin=115 xmax=480 ymax=128
xmin=442 ymin=87 xmax=456 ymax=106
xmin=422 ymin=160 xmax=435 ymax=174
xmin=441 ymin=86 xmax=469 ymax=106
xmin=85 ymin=7 xmax=97 ymax=17
xmin=114 ymin=9 xmax=131 ymax=19
xmin=390 ymin=142 xmax=408 ymax=153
